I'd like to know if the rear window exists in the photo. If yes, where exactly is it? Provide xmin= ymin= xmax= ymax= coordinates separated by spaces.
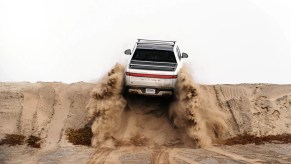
xmin=132 ymin=49 xmax=176 ymax=63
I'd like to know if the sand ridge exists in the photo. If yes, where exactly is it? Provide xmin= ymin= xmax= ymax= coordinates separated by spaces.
xmin=1 ymin=70 xmax=291 ymax=148
xmin=1 ymin=65 xmax=291 ymax=163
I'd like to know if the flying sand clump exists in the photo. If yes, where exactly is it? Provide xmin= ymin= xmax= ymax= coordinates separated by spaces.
xmin=86 ymin=64 xmax=126 ymax=147
xmin=169 ymin=68 xmax=229 ymax=147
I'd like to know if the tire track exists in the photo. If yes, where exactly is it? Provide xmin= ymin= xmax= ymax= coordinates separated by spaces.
xmin=88 ymin=148 xmax=114 ymax=164
xmin=45 ymin=84 xmax=71 ymax=149
xmin=168 ymin=148 xmax=200 ymax=164
xmin=205 ymin=147 xmax=262 ymax=163
xmin=154 ymin=148 xmax=170 ymax=164
xmin=19 ymin=89 xmax=38 ymax=136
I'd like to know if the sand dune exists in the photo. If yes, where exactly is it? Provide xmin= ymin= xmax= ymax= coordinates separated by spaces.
xmin=1 ymin=77 xmax=290 ymax=148
xmin=1 ymin=66 xmax=291 ymax=163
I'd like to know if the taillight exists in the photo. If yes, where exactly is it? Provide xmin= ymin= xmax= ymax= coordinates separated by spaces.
xmin=125 ymin=72 xmax=177 ymax=79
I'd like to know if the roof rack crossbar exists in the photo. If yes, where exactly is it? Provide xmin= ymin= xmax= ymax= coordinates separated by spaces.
xmin=137 ymin=39 xmax=176 ymax=44
xmin=137 ymin=42 xmax=175 ymax=46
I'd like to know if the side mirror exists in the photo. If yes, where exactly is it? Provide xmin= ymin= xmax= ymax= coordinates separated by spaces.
xmin=182 ymin=52 xmax=188 ymax=58
xmin=124 ymin=49 xmax=131 ymax=55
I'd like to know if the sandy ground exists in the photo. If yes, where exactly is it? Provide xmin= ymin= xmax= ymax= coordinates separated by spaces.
xmin=1 ymin=80 xmax=291 ymax=163
xmin=1 ymin=143 xmax=291 ymax=163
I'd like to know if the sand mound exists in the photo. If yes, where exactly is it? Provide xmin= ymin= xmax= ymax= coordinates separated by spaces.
xmin=1 ymin=64 xmax=291 ymax=149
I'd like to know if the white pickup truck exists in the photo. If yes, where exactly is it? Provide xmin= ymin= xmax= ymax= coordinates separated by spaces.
xmin=124 ymin=39 xmax=188 ymax=96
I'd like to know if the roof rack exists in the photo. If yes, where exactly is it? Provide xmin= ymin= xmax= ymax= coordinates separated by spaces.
xmin=137 ymin=39 xmax=176 ymax=46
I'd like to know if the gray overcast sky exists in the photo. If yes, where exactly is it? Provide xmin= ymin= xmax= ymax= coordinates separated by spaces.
xmin=0 ymin=0 xmax=291 ymax=84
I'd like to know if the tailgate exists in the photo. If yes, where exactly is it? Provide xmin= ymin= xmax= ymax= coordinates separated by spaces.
xmin=126 ymin=60 xmax=178 ymax=88
xmin=126 ymin=70 xmax=176 ymax=88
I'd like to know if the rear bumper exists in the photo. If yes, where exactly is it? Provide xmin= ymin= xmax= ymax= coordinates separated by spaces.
xmin=126 ymin=86 xmax=174 ymax=96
